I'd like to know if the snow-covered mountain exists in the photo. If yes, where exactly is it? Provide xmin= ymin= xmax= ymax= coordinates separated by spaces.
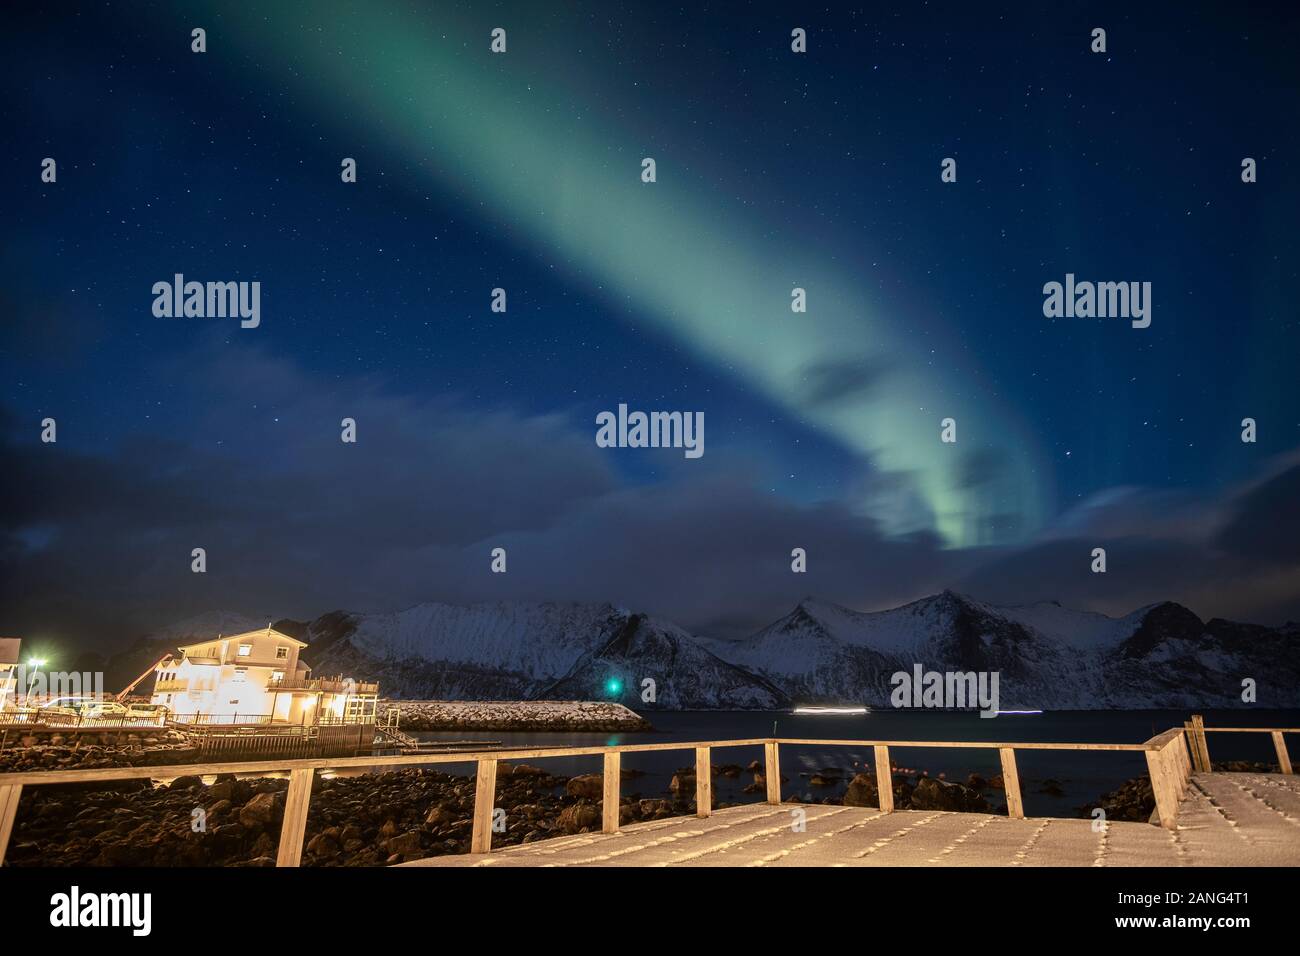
xmin=292 ymin=602 xmax=788 ymax=709
xmin=702 ymin=592 xmax=1300 ymax=709
xmin=117 ymin=593 xmax=1300 ymax=709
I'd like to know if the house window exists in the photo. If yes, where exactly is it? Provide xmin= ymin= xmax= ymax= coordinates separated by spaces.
xmin=275 ymin=647 xmax=289 ymax=660
xmin=271 ymin=671 xmax=284 ymax=683
xmin=238 ymin=644 xmax=252 ymax=657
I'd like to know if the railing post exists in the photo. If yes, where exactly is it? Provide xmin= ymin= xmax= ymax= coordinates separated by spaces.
xmin=763 ymin=741 xmax=781 ymax=804
xmin=1175 ymin=733 xmax=1192 ymax=794
xmin=1272 ymin=731 xmax=1293 ymax=775
xmin=999 ymin=748 xmax=1024 ymax=819
xmin=1183 ymin=722 xmax=1203 ymax=773
xmin=0 ymin=783 xmax=21 ymax=866
xmin=275 ymin=768 xmax=314 ymax=867
xmin=602 ymin=751 xmax=621 ymax=833
xmin=695 ymin=746 xmax=711 ymax=818
xmin=1145 ymin=741 xmax=1179 ymax=830
xmin=1191 ymin=714 xmax=1211 ymax=771
xmin=470 ymin=758 xmax=498 ymax=854
xmin=873 ymin=745 xmax=893 ymax=813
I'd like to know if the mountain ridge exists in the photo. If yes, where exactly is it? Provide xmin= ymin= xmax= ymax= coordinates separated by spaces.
xmin=101 ymin=593 xmax=1300 ymax=710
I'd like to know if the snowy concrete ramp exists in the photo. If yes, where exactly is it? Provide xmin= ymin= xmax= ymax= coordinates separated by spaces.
xmin=403 ymin=772 xmax=1300 ymax=867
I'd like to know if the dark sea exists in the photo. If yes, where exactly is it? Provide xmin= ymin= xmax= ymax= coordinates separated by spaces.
xmin=409 ymin=708 xmax=1299 ymax=817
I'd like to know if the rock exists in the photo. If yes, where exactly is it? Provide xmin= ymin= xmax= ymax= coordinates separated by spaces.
xmin=670 ymin=772 xmax=696 ymax=794
xmin=238 ymin=792 xmax=278 ymax=828
xmin=842 ymin=773 xmax=880 ymax=808
xmin=566 ymin=774 xmax=604 ymax=800
xmin=385 ymin=831 xmax=423 ymax=857
xmin=306 ymin=832 xmax=341 ymax=858
xmin=556 ymin=803 xmax=599 ymax=834
xmin=910 ymin=777 xmax=990 ymax=813
xmin=208 ymin=779 xmax=237 ymax=802
xmin=808 ymin=774 xmax=837 ymax=787
xmin=424 ymin=806 xmax=456 ymax=827
xmin=250 ymin=832 xmax=276 ymax=857
xmin=168 ymin=775 xmax=204 ymax=791
xmin=967 ymin=773 xmax=988 ymax=790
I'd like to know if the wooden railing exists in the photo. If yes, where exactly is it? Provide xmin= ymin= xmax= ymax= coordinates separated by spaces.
xmin=1184 ymin=714 xmax=1296 ymax=775
xmin=0 ymin=722 xmax=1290 ymax=867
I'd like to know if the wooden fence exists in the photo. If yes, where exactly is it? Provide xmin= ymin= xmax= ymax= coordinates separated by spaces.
xmin=0 ymin=720 xmax=1292 ymax=867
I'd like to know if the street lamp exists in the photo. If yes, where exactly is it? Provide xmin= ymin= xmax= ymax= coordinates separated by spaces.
xmin=25 ymin=658 xmax=47 ymax=705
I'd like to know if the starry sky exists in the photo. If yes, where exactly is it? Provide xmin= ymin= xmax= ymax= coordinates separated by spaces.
xmin=3 ymin=1 xmax=1300 ymax=652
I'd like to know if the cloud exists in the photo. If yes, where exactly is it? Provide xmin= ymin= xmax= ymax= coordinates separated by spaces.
xmin=5 ymin=344 xmax=1300 ymax=654
xmin=956 ymin=453 xmax=1300 ymax=625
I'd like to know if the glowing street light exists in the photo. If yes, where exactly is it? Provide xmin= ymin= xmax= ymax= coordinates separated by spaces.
xmin=25 ymin=657 xmax=48 ymax=703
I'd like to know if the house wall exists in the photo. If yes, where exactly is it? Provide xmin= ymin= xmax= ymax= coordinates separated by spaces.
xmin=150 ymin=630 xmax=311 ymax=723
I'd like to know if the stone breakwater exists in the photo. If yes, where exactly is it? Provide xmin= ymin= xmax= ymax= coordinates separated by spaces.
xmin=385 ymin=700 xmax=653 ymax=732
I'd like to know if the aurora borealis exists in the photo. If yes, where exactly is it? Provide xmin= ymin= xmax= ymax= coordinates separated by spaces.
xmin=3 ymin=1 xmax=1300 ymax=648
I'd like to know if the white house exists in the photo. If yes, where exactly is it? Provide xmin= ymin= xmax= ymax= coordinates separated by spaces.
xmin=0 ymin=638 xmax=20 ymax=712
xmin=150 ymin=627 xmax=377 ymax=726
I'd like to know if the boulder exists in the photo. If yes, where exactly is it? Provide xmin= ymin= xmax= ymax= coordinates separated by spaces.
xmin=842 ymin=773 xmax=880 ymax=808
xmin=909 ymin=777 xmax=990 ymax=813
xmin=238 ymin=792 xmax=278 ymax=828
xmin=556 ymin=803 xmax=599 ymax=834
xmin=566 ymin=774 xmax=604 ymax=800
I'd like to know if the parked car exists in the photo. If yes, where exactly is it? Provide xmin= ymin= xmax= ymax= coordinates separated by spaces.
xmin=125 ymin=702 xmax=169 ymax=721
xmin=79 ymin=700 xmax=129 ymax=719
xmin=36 ymin=697 xmax=85 ymax=720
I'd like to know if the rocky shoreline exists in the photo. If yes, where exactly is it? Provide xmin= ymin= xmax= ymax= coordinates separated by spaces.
xmin=0 ymin=731 xmax=198 ymax=774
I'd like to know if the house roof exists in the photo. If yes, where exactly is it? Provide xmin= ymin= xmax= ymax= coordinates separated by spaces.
xmin=176 ymin=627 xmax=308 ymax=652
xmin=0 ymin=638 xmax=20 ymax=667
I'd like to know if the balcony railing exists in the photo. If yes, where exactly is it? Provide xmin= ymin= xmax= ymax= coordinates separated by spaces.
xmin=267 ymin=678 xmax=379 ymax=694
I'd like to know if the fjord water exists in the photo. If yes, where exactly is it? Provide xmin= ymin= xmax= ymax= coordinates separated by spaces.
xmin=413 ymin=709 xmax=1300 ymax=818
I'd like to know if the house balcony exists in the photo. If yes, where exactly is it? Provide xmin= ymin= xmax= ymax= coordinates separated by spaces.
xmin=181 ymin=653 xmax=223 ymax=665
xmin=267 ymin=677 xmax=379 ymax=695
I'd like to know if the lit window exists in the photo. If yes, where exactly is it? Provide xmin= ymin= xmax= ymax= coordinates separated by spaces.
xmin=275 ymin=647 xmax=289 ymax=660
xmin=238 ymin=644 xmax=252 ymax=657
xmin=271 ymin=671 xmax=284 ymax=682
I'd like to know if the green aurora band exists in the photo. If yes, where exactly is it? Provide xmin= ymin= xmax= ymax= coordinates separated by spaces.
xmin=205 ymin=2 xmax=1049 ymax=546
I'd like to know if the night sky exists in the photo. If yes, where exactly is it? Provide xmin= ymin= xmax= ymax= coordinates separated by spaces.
xmin=4 ymin=1 xmax=1299 ymax=652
